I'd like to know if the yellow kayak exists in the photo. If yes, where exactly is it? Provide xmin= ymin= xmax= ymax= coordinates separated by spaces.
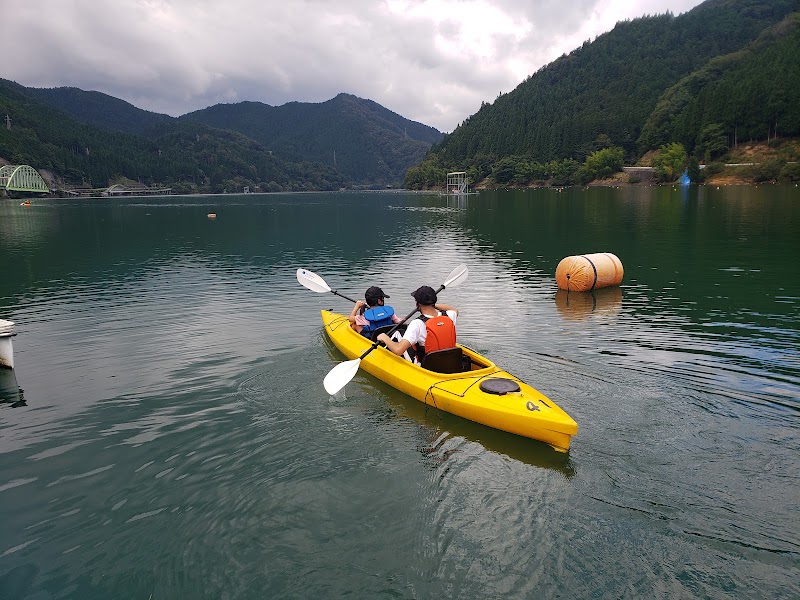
xmin=321 ymin=310 xmax=578 ymax=452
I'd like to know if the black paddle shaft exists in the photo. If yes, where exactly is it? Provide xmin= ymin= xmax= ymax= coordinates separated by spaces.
xmin=332 ymin=289 xmax=359 ymax=304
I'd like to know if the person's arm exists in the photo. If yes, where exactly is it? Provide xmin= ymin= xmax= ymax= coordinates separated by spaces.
xmin=434 ymin=303 xmax=458 ymax=316
xmin=377 ymin=333 xmax=412 ymax=356
xmin=378 ymin=321 xmax=423 ymax=356
xmin=348 ymin=300 xmax=366 ymax=324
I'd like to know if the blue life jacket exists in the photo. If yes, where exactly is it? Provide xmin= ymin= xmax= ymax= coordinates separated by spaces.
xmin=360 ymin=306 xmax=395 ymax=336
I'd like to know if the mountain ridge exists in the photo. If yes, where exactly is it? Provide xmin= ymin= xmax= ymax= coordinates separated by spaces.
xmin=0 ymin=81 xmax=443 ymax=191
xmin=180 ymin=93 xmax=443 ymax=183
xmin=404 ymin=0 xmax=800 ymax=188
xmin=4 ymin=0 xmax=800 ymax=193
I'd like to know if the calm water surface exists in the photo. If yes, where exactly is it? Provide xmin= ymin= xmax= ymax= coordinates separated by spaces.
xmin=0 ymin=187 xmax=798 ymax=599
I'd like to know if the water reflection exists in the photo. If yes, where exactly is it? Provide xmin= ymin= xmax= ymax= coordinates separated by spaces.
xmin=554 ymin=287 xmax=623 ymax=321
xmin=444 ymin=193 xmax=473 ymax=210
xmin=0 ymin=369 xmax=25 ymax=407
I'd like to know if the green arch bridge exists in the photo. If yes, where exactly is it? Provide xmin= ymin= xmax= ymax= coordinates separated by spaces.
xmin=0 ymin=165 xmax=50 ymax=194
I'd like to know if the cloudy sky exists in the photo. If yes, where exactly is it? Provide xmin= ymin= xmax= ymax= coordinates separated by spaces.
xmin=3 ymin=0 xmax=705 ymax=132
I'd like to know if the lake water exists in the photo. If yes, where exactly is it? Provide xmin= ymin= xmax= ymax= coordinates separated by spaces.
xmin=0 ymin=187 xmax=798 ymax=599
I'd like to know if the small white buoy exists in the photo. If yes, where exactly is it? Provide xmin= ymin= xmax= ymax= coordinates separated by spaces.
xmin=0 ymin=320 xmax=15 ymax=369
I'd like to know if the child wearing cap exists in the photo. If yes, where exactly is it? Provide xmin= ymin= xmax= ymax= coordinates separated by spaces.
xmin=349 ymin=286 xmax=401 ymax=337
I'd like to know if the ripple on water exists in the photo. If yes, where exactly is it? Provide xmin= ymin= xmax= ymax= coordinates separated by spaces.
xmin=1 ymin=191 xmax=798 ymax=598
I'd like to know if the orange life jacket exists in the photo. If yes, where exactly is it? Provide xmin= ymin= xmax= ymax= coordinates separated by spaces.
xmin=417 ymin=313 xmax=456 ymax=355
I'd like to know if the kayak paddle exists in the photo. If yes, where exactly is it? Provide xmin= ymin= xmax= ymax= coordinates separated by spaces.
xmin=323 ymin=264 xmax=468 ymax=395
xmin=297 ymin=268 xmax=359 ymax=303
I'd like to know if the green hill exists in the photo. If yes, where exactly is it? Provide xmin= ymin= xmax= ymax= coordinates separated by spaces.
xmin=25 ymin=86 xmax=173 ymax=136
xmin=13 ymin=84 xmax=443 ymax=189
xmin=181 ymin=94 xmax=443 ymax=184
xmin=6 ymin=0 xmax=798 ymax=192
xmin=407 ymin=0 xmax=800 ymax=188
xmin=0 ymin=78 xmax=345 ymax=193
xmin=640 ymin=13 xmax=800 ymax=155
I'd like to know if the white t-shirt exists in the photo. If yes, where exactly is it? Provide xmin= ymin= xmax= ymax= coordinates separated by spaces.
xmin=402 ymin=310 xmax=458 ymax=348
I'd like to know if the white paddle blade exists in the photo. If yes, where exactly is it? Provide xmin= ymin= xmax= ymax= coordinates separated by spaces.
xmin=443 ymin=264 xmax=468 ymax=289
xmin=323 ymin=358 xmax=362 ymax=395
xmin=297 ymin=268 xmax=332 ymax=293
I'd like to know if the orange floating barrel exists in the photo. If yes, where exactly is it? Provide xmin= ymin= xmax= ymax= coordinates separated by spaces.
xmin=555 ymin=252 xmax=623 ymax=292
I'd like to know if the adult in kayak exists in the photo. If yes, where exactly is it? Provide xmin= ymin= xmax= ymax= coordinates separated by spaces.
xmin=377 ymin=285 xmax=459 ymax=364
xmin=349 ymin=286 xmax=400 ymax=337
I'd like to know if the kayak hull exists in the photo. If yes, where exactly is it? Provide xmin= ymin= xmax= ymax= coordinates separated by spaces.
xmin=321 ymin=310 xmax=577 ymax=452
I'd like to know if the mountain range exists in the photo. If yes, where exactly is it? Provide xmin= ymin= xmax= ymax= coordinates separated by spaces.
xmin=0 ymin=82 xmax=443 ymax=192
xmin=1 ymin=0 xmax=798 ymax=193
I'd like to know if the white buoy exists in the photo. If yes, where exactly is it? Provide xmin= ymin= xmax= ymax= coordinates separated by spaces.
xmin=0 ymin=320 xmax=15 ymax=369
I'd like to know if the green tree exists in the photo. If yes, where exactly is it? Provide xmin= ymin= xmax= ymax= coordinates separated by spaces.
xmin=653 ymin=142 xmax=688 ymax=182
xmin=548 ymin=158 xmax=580 ymax=186
xmin=491 ymin=157 xmax=516 ymax=184
xmin=695 ymin=123 xmax=728 ymax=162
xmin=779 ymin=162 xmax=800 ymax=182
xmin=687 ymin=156 xmax=702 ymax=182
xmin=582 ymin=146 xmax=624 ymax=181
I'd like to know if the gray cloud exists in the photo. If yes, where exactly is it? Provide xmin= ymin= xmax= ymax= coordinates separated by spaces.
xmin=2 ymin=0 xmax=704 ymax=132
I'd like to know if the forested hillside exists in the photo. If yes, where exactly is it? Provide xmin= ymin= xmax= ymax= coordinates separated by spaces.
xmin=640 ymin=13 xmax=800 ymax=154
xmin=5 ymin=0 xmax=799 ymax=193
xmin=181 ymin=94 xmax=443 ymax=183
xmin=406 ymin=0 xmax=800 ymax=188
xmin=25 ymin=86 xmax=173 ymax=136
xmin=0 ymin=79 xmax=345 ymax=193
xmin=24 ymin=86 xmax=442 ymax=187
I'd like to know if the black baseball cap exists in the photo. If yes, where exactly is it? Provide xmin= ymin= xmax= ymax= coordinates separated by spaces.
xmin=411 ymin=286 xmax=437 ymax=305
xmin=365 ymin=286 xmax=389 ymax=305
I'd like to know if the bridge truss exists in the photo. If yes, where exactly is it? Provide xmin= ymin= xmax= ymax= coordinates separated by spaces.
xmin=0 ymin=165 xmax=50 ymax=193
